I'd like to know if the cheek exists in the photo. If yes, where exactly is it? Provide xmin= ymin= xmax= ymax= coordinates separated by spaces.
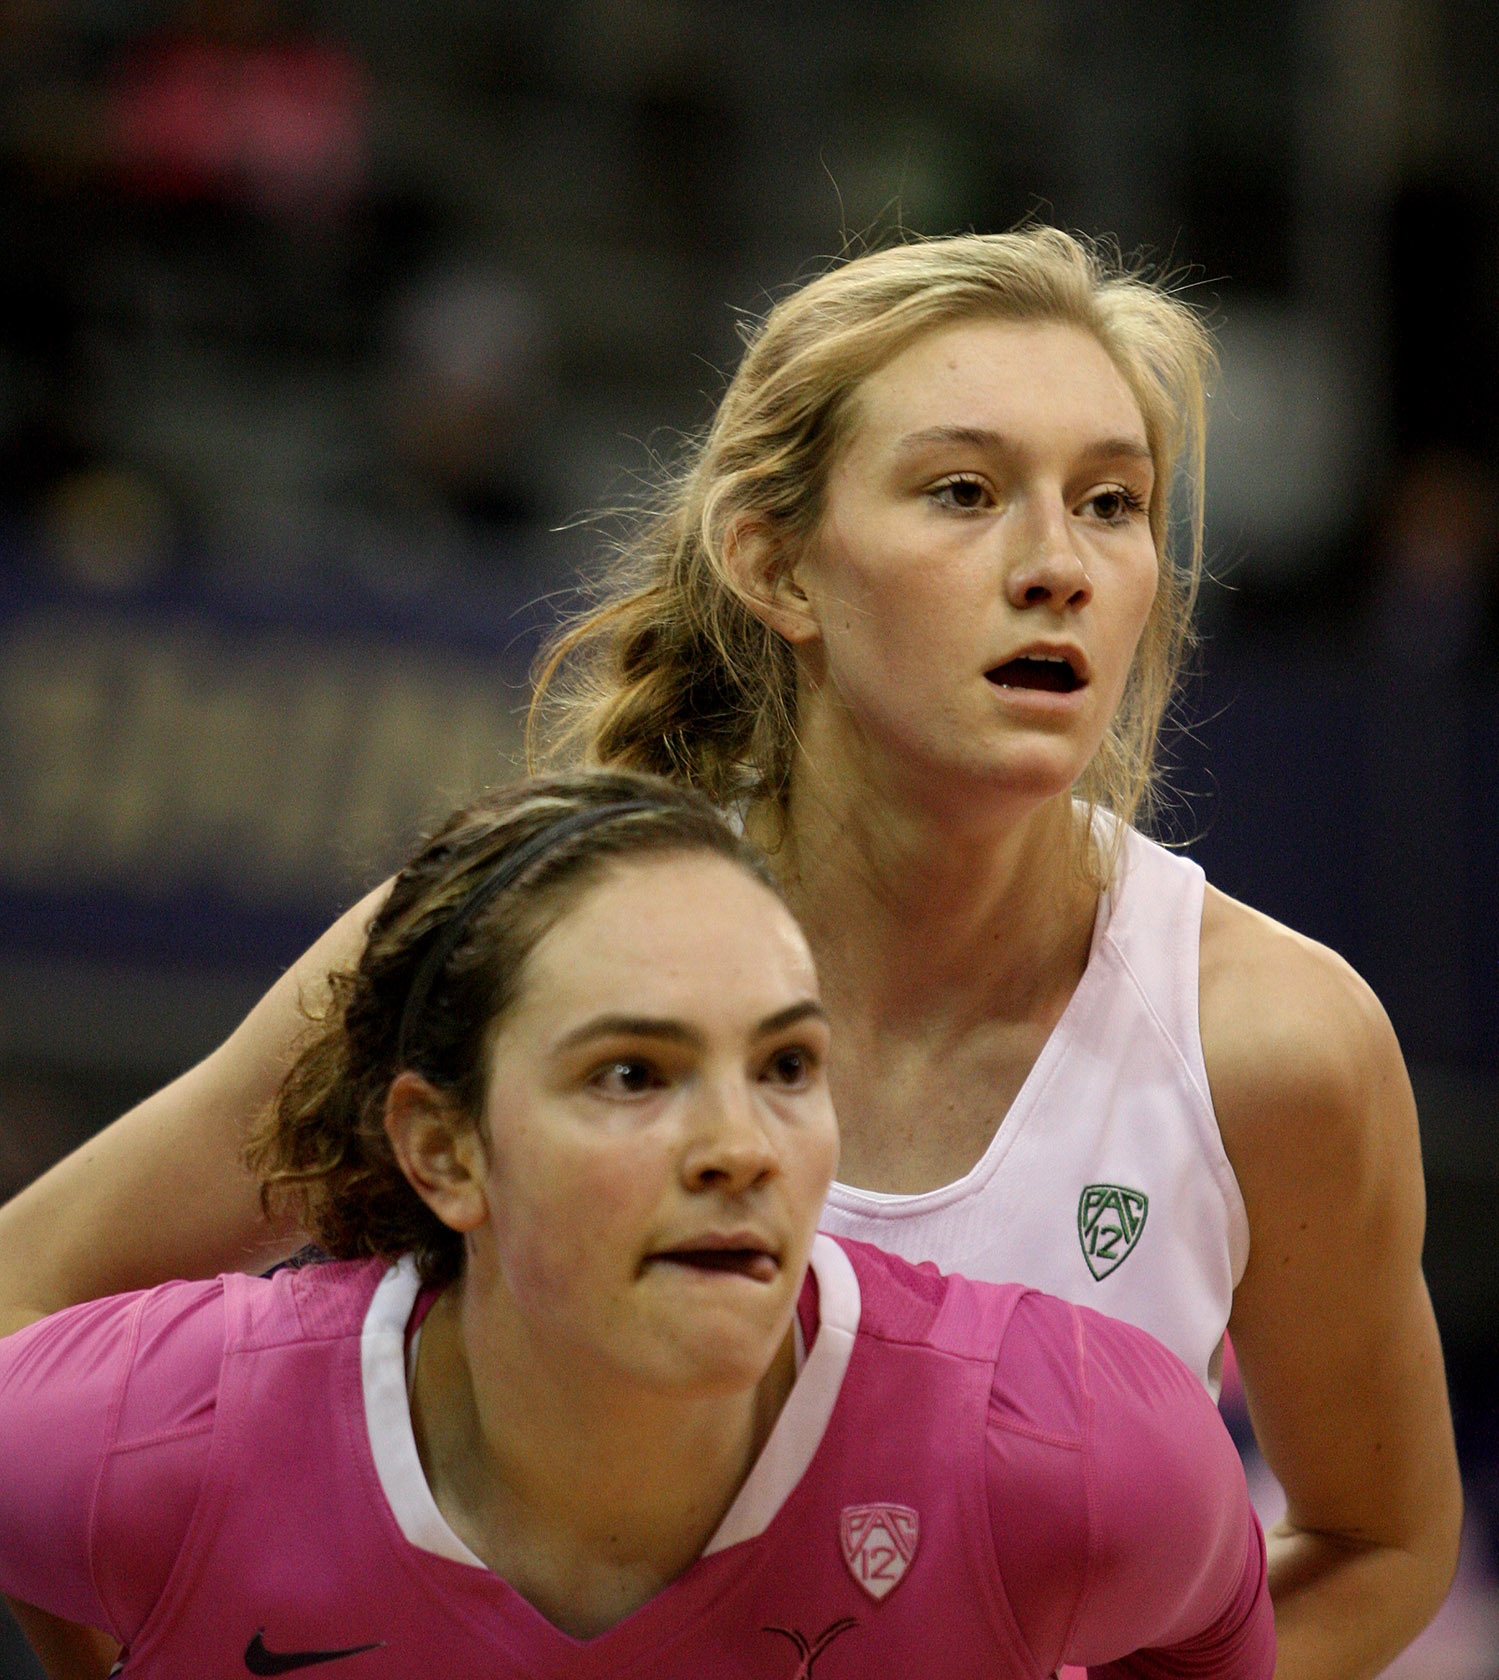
xmin=801 ymin=520 xmax=879 ymax=645
xmin=807 ymin=490 xmax=949 ymax=625
xmin=813 ymin=541 xmax=968 ymax=687
xmin=1102 ymin=547 xmax=1160 ymax=669
xmin=1133 ymin=547 xmax=1162 ymax=620
xmin=786 ymin=1107 xmax=841 ymax=1216
xmin=490 ymin=1137 xmax=658 ymax=1306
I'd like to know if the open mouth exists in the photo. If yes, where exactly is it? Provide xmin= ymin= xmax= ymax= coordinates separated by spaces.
xmin=649 ymin=1248 xmax=779 ymax=1283
xmin=986 ymin=654 xmax=1083 ymax=694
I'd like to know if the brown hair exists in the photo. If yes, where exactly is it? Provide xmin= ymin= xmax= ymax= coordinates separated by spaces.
xmin=531 ymin=226 xmax=1215 ymax=856
xmin=245 ymin=770 xmax=778 ymax=1284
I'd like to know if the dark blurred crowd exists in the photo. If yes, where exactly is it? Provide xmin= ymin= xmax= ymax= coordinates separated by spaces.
xmin=0 ymin=0 xmax=1492 ymax=646
xmin=0 ymin=0 xmax=560 ymax=604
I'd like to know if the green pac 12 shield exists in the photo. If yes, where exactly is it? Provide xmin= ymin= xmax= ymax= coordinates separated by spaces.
xmin=1077 ymin=1184 xmax=1149 ymax=1280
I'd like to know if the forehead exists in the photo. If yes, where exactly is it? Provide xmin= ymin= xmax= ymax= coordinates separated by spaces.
xmin=844 ymin=317 xmax=1148 ymax=460
xmin=513 ymin=852 xmax=816 ymax=1029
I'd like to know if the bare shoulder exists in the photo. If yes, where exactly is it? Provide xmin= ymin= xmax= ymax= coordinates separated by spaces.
xmin=1197 ymin=884 xmax=1419 ymax=1205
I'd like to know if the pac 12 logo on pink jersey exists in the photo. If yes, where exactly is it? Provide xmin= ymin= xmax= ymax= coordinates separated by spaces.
xmin=839 ymin=1503 xmax=919 ymax=1601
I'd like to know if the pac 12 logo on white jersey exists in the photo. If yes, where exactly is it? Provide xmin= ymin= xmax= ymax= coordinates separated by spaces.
xmin=839 ymin=1503 xmax=919 ymax=1601
xmin=1078 ymin=1183 xmax=1149 ymax=1280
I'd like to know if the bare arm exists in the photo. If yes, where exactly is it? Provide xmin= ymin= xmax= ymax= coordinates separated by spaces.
xmin=0 ymin=882 xmax=389 ymax=1337
xmin=1202 ymin=888 xmax=1462 ymax=1680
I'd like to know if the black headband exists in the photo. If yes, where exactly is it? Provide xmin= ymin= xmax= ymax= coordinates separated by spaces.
xmin=394 ymin=799 xmax=657 ymax=1069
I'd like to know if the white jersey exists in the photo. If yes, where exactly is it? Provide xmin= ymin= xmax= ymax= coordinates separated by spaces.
xmin=819 ymin=823 xmax=1249 ymax=1393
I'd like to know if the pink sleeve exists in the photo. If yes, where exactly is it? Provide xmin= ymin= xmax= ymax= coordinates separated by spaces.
xmin=0 ymin=1280 xmax=223 ymax=1640
xmin=987 ymin=1294 xmax=1273 ymax=1680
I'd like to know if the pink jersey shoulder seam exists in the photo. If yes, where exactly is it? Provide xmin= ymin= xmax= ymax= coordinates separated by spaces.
xmin=226 ymin=1267 xmax=363 ymax=1355
xmin=112 ymin=1287 xmax=243 ymax=1666
xmin=84 ymin=1290 xmax=149 ymax=1642
xmin=1052 ymin=1303 xmax=1099 ymax=1665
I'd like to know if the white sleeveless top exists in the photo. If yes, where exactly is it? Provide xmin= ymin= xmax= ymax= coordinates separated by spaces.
xmin=818 ymin=824 xmax=1250 ymax=1394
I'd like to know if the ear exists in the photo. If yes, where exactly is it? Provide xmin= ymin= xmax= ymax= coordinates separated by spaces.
xmin=723 ymin=518 xmax=822 ymax=648
xmin=383 ymin=1072 xmax=489 ymax=1235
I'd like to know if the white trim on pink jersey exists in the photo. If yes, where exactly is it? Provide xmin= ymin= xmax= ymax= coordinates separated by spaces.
xmin=703 ymin=1234 xmax=860 ymax=1554
xmin=362 ymin=1258 xmax=487 ymax=1568
xmin=357 ymin=1233 xmax=861 ymax=1568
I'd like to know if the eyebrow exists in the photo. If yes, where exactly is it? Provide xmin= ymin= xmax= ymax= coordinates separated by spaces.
xmin=893 ymin=424 xmax=1154 ymax=467
xmin=553 ymin=999 xmax=829 ymax=1055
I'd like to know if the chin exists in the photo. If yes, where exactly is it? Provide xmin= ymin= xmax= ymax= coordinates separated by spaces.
xmin=634 ymin=1318 xmax=786 ymax=1398
xmin=992 ymin=723 xmax=1106 ymax=792
xmin=926 ymin=745 xmax=1084 ymax=814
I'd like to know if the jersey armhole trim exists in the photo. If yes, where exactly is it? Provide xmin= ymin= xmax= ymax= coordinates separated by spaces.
xmin=1101 ymin=917 xmax=1252 ymax=1289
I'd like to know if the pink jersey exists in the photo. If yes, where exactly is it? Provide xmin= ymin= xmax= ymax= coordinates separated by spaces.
xmin=0 ymin=1235 xmax=1271 ymax=1678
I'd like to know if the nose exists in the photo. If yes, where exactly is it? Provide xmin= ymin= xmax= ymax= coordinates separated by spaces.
xmin=680 ymin=1078 xmax=779 ymax=1195
xmin=1004 ymin=497 xmax=1092 ymax=612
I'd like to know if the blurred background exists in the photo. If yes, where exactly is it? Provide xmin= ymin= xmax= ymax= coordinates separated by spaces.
xmin=0 ymin=0 xmax=1494 ymax=1673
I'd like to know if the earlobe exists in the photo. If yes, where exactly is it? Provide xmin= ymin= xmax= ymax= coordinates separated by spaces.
xmin=723 ymin=519 xmax=821 ymax=647
xmin=383 ymin=1072 xmax=488 ymax=1234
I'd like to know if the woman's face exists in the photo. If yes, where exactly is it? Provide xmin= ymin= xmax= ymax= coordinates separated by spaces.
xmin=469 ymin=851 xmax=837 ymax=1397
xmin=791 ymin=317 xmax=1160 ymax=808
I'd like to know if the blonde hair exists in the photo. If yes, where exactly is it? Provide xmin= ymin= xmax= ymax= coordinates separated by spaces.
xmin=531 ymin=227 xmax=1215 ymax=856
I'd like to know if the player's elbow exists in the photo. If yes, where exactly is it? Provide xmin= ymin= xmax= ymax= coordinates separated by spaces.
xmin=1367 ymin=1501 xmax=1465 ymax=1662
xmin=1413 ymin=1470 xmax=1464 ymax=1622
xmin=1390 ymin=1428 xmax=1465 ymax=1632
xmin=1325 ymin=1471 xmax=1464 ymax=1647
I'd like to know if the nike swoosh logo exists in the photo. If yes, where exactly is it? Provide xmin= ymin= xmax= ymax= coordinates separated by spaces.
xmin=244 ymin=1632 xmax=384 ymax=1675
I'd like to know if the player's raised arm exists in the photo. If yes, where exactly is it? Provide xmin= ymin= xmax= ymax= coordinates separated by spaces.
xmin=0 ymin=883 xmax=389 ymax=1337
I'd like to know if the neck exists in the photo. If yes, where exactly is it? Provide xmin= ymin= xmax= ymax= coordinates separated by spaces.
xmin=765 ymin=763 xmax=1100 ymax=1040
xmin=410 ymin=1276 xmax=795 ymax=1639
